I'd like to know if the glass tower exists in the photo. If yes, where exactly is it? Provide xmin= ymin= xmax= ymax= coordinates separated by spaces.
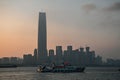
xmin=38 ymin=12 xmax=47 ymax=64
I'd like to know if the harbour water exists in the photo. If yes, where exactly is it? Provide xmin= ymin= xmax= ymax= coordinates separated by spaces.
xmin=0 ymin=67 xmax=120 ymax=80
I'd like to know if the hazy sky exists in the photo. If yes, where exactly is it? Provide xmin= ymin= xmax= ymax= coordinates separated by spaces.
xmin=0 ymin=0 xmax=120 ymax=60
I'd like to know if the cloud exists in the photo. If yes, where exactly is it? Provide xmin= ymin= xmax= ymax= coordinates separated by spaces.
xmin=82 ymin=2 xmax=120 ymax=12
xmin=104 ymin=2 xmax=120 ymax=11
xmin=81 ymin=3 xmax=96 ymax=13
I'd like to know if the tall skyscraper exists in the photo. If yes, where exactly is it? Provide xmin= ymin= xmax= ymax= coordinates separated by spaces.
xmin=38 ymin=12 xmax=47 ymax=64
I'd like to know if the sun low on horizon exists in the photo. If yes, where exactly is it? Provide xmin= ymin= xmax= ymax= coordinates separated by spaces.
xmin=0 ymin=0 xmax=120 ymax=60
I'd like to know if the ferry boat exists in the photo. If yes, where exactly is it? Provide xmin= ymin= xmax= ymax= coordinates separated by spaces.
xmin=37 ymin=65 xmax=85 ymax=73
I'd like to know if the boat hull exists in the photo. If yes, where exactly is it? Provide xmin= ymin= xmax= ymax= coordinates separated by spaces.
xmin=37 ymin=66 xmax=85 ymax=73
xmin=52 ymin=68 xmax=85 ymax=73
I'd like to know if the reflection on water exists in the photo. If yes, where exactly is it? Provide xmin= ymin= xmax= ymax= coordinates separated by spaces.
xmin=0 ymin=67 xmax=120 ymax=80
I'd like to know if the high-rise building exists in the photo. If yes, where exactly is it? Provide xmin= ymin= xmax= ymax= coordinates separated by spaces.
xmin=56 ymin=46 xmax=63 ymax=64
xmin=86 ymin=46 xmax=90 ymax=52
xmin=23 ymin=54 xmax=33 ymax=65
xmin=67 ymin=46 xmax=72 ymax=52
xmin=49 ymin=49 xmax=54 ymax=56
xmin=56 ymin=46 xmax=62 ymax=56
xmin=49 ymin=49 xmax=55 ymax=63
xmin=80 ymin=47 xmax=84 ymax=52
xmin=33 ymin=48 xmax=37 ymax=65
xmin=38 ymin=12 xmax=47 ymax=64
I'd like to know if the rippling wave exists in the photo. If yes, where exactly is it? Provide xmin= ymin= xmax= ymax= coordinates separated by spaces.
xmin=0 ymin=67 xmax=120 ymax=80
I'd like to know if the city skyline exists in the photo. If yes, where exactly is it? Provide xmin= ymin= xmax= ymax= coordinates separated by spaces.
xmin=0 ymin=11 xmax=119 ymax=66
xmin=1 ymin=45 xmax=120 ymax=67
xmin=0 ymin=0 xmax=120 ymax=60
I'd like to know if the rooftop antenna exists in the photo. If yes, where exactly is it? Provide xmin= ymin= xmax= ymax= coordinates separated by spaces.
xmin=40 ymin=9 xmax=45 ymax=13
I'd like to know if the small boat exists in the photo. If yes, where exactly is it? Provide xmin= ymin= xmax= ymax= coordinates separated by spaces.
xmin=0 ymin=64 xmax=17 ymax=68
xmin=37 ymin=65 xmax=85 ymax=73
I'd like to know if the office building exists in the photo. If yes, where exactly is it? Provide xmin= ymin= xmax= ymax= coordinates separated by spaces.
xmin=38 ymin=12 xmax=47 ymax=64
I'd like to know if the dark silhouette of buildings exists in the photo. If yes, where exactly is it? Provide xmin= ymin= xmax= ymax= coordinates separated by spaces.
xmin=0 ymin=57 xmax=22 ymax=65
xmin=10 ymin=57 xmax=18 ymax=64
xmin=38 ymin=12 xmax=47 ymax=64
xmin=33 ymin=48 xmax=37 ymax=65
xmin=23 ymin=54 xmax=33 ymax=65
xmin=22 ymin=49 xmax=38 ymax=66
xmin=1 ymin=12 xmax=120 ymax=67
xmin=21 ymin=46 xmax=104 ymax=66
xmin=55 ymin=46 xmax=63 ymax=64
xmin=48 ymin=49 xmax=55 ymax=64
xmin=1 ymin=57 xmax=9 ymax=64
xmin=106 ymin=58 xmax=120 ymax=66
xmin=21 ymin=12 xmax=107 ymax=66
xmin=22 ymin=13 xmax=104 ymax=65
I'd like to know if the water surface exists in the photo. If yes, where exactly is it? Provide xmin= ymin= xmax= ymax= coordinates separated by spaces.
xmin=0 ymin=67 xmax=119 ymax=80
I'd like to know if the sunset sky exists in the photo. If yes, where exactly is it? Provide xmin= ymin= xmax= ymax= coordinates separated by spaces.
xmin=0 ymin=0 xmax=120 ymax=60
